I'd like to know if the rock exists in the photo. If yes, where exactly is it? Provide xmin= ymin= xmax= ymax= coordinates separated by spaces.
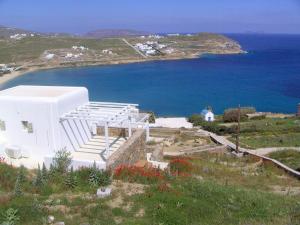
xmin=97 ymin=187 xmax=112 ymax=198
xmin=163 ymin=140 xmax=172 ymax=147
xmin=194 ymin=138 xmax=205 ymax=145
xmin=54 ymin=222 xmax=65 ymax=225
xmin=48 ymin=215 xmax=55 ymax=224
xmin=202 ymin=167 xmax=210 ymax=173
xmin=45 ymin=205 xmax=70 ymax=214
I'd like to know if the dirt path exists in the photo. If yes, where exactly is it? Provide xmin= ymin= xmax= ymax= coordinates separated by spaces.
xmin=197 ymin=128 xmax=300 ymax=178
xmin=122 ymin=38 xmax=147 ymax=58
xmin=248 ymin=147 xmax=300 ymax=156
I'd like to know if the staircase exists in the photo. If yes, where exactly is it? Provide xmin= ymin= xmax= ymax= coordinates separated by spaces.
xmin=70 ymin=136 xmax=126 ymax=164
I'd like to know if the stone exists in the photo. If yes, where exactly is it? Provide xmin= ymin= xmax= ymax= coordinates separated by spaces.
xmin=48 ymin=215 xmax=55 ymax=224
xmin=163 ymin=140 xmax=172 ymax=147
xmin=194 ymin=138 xmax=207 ymax=145
xmin=97 ymin=187 xmax=112 ymax=198
xmin=54 ymin=222 xmax=65 ymax=225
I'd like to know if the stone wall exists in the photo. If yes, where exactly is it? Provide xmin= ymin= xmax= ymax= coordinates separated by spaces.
xmin=97 ymin=127 xmax=128 ymax=137
xmin=106 ymin=129 xmax=146 ymax=169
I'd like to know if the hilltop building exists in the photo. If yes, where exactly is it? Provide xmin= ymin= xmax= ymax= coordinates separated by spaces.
xmin=0 ymin=86 xmax=150 ymax=169
xmin=201 ymin=108 xmax=215 ymax=122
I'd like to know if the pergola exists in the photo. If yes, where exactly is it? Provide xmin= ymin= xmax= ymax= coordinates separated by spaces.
xmin=60 ymin=101 xmax=149 ymax=154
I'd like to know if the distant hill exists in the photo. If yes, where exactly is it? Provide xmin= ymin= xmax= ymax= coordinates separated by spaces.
xmin=84 ymin=29 xmax=149 ymax=38
xmin=0 ymin=25 xmax=76 ymax=39
xmin=0 ymin=25 xmax=37 ymax=38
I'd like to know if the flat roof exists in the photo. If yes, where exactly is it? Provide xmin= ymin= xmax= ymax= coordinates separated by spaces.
xmin=0 ymin=85 xmax=86 ymax=98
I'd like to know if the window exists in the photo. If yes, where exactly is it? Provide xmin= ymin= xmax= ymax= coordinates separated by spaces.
xmin=0 ymin=120 xmax=5 ymax=131
xmin=21 ymin=121 xmax=33 ymax=133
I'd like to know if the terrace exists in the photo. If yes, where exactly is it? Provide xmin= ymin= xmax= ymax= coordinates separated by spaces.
xmin=59 ymin=101 xmax=150 ymax=168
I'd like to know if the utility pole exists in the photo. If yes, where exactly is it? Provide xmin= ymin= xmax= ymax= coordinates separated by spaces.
xmin=236 ymin=105 xmax=241 ymax=152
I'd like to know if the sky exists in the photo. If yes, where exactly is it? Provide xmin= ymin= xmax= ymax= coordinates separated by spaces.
xmin=0 ymin=0 xmax=300 ymax=34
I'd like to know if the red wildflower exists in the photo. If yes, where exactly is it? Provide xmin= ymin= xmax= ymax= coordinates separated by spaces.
xmin=114 ymin=164 xmax=165 ymax=184
xmin=170 ymin=157 xmax=193 ymax=174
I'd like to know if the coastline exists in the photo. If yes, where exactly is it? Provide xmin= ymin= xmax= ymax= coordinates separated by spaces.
xmin=0 ymin=57 xmax=176 ymax=86
xmin=0 ymin=51 xmax=245 ymax=86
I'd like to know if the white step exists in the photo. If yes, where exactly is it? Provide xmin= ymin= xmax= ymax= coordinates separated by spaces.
xmin=75 ymin=136 xmax=126 ymax=155
xmin=87 ymin=139 xmax=125 ymax=146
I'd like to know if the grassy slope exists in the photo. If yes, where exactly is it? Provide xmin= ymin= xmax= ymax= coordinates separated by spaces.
xmin=0 ymin=37 xmax=139 ymax=63
xmin=1 ymin=152 xmax=300 ymax=225
xmin=222 ymin=117 xmax=300 ymax=148
xmin=268 ymin=150 xmax=300 ymax=170
xmin=0 ymin=33 xmax=242 ymax=64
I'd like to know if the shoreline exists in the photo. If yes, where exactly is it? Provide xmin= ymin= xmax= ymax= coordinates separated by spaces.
xmin=0 ymin=51 xmax=244 ymax=86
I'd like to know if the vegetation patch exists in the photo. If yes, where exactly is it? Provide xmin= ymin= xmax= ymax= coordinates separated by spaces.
xmin=268 ymin=150 xmax=300 ymax=170
xmin=1 ymin=150 xmax=300 ymax=224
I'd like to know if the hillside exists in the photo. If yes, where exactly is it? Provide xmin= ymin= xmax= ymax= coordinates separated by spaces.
xmin=0 ymin=26 xmax=244 ymax=79
xmin=0 ymin=143 xmax=300 ymax=224
xmin=84 ymin=29 xmax=149 ymax=38
xmin=0 ymin=25 xmax=37 ymax=39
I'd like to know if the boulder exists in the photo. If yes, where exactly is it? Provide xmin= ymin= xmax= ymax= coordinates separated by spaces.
xmin=97 ymin=187 xmax=112 ymax=198
xmin=47 ymin=215 xmax=55 ymax=224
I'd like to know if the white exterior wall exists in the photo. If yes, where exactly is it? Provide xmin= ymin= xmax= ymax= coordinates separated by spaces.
xmin=0 ymin=87 xmax=89 ymax=160
xmin=0 ymin=97 xmax=56 ymax=160
xmin=204 ymin=112 xmax=215 ymax=122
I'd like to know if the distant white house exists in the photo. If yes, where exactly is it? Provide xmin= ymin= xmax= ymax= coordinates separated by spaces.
xmin=0 ymin=85 xmax=149 ymax=169
xmin=72 ymin=46 xmax=88 ymax=51
xmin=201 ymin=108 xmax=215 ymax=122
xmin=65 ymin=53 xmax=73 ymax=58
xmin=102 ymin=49 xmax=113 ymax=54
xmin=45 ymin=53 xmax=55 ymax=60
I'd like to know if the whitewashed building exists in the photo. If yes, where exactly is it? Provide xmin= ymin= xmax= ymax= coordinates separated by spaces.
xmin=0 ymin=85 xmax=149 ymax=169
xmin=201 ymin=108 xmax=215 ymax=122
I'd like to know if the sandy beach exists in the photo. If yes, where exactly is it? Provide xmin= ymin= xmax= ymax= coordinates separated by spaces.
xmin=0 ymin=67 xmax=41 ymax=86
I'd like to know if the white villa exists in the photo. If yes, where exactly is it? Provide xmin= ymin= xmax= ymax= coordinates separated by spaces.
xmin=0 ymin=85 xmax=149 ymax=169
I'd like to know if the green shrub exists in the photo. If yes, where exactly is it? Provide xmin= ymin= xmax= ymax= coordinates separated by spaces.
xmin=0 ymin=164 xmax=18 ymax=191
xmin=17 ymin=166 xmax=26 ymax=184
xmin=88 ymin=163 xmax=111 ymax=187
xmin=13 ymin=177 xmax=23 ymax=197
xmin=147 ymin=111 xmax=156 ymax=123
xmin=50 ymin=149 xmax=72 ymax=174
xmin=188 ymin=114 xmax=205 ymax=126
xmin=32 ymin=164 xmax=43 ymax=188
xmin=223 ymin=107 xmax=256 ymax=123
xmin=41 ymin=163 xmax=48 ymax=183
xmin=202 ymin=123 xmax=237 ymax=135
xmin=250 ymin=115 xmax=266 ymax=120
xmin=64 ymin=167 xmax=78 ymax=189
xmin=1 ymin=208 xmax=19 ymax=225
xmin=290 ymin=204 xmax=300 ymax=225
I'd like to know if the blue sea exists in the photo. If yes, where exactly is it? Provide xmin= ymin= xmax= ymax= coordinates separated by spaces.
xmin=1 ymin=34 xmax=300 ymax=116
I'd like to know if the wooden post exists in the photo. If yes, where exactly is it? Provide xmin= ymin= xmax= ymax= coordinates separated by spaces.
xmin=146 ymin=120 xmax=150 ymax=141
xmin=128 ymin=116 xmax=132 ymax=138
xmin=236 ymin=105 xmax=241 ymax=152
xmin=104 ymin=122 xmax=110 ymax=153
